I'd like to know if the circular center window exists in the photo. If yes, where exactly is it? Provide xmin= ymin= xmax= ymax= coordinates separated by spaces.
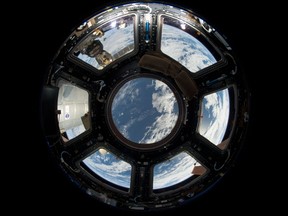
xmin=111 ymin=77 xmax=179 ymax=144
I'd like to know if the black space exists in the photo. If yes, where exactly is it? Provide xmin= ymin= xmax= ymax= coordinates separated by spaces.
xmin=13 ymin=0 xmax=274 ymax=214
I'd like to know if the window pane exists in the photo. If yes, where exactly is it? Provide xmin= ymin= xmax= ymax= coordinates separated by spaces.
xmin=57 ymin=80 xmax=90 ymax=141
xmin=111 ymin=78 xmax=179 ymax=144
xmin=198 ymin=89 xmax=230 ymax=145
xmin=74 ymin=15 xmax=135 ymax=70
xmin=161 ymin=16 xmax=217 ymax=73
xmin=153 ymin=152 xmax=204 ymax=190
xmin=83 ymin=148 xmax=132 ymax=189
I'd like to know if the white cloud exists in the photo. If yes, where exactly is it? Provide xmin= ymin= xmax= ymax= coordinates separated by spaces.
xmin=112 ymin=80 xmax=141 ymax=139
xmin=153 ymin=152 xmax=196 ymax=189
xmin=139 ymin=80 xmax=178 ymax=143
xmin=140 ymin=113 xmax=178 ymax=143
xmin=161 ymin=24 xmax=216 ymax=73
xmin=91 ymin=159 xmax=131 ymax=173
xmin=119 ymin=118 xmax=136 ymax=139
xmin=102 ymin=23 xmax=134 ymax=56
xmin=112 ymin=81 xmax=139 ymax=112
xmin=152 ymin=80 xmax=177 ymax=113
xmin=200 ymin=89 xmax=230 ymax=145
xmin=83 ymin=152 xmax=132 ymax=188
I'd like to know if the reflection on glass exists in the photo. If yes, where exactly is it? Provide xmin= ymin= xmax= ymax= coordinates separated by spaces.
xmin=74 ymin=15 xmax=135 ymax=70
xmin=57 ymin=80 xmax=90 ymax=141
xmin=161 ymin=17 xmax=217 ymax=73
xmin=198 ymin=89 xmax=230 ymax=145
xmin=83 ymin=148 xmax=132 ymax=188
xmin=111 ymin=77 xmax=179 ymax=144
xmin=153 ymin=152 xmax=203 ymax=190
